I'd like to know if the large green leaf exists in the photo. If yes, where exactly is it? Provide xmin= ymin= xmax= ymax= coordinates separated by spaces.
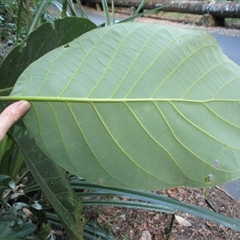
xmin=4 ymin=23 xmax=240 ymax=190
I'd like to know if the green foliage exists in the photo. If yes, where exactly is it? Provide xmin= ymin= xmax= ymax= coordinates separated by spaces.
xmin=0 ymin=13 xmax=97 ymax=240
xmin=5 ymin=23 xmax=240 ymax=190
xmin=0 ymin=106 xmax=28 ymax=191
xmin=0 ymin=0 xmax=49 ymax=65
xmin=0 ymin=2 xmax=96 ymax=238
xmin=18 ymin=135 xmax=85 ymax=239
xmin=0 ymin=0 xmax=20 ymax=43
xmin=71 ymin=181 xmax=240 ymax=231
xmin=0 ymin=17 xmax=96 ymax=90
xmin=1 ymin=0 xmax=240 ymax=238
xmin=0 ymin=221 xmax=36 ymax=239
xmin=0 ymin=0 xmax=40 ymax=43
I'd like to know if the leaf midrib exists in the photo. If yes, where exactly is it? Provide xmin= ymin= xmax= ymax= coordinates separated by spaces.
xmin=0 ymin=96 xmax=239 ymax=103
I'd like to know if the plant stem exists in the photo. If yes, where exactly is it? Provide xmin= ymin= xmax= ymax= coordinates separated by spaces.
xmin=0 ymin=96 xmax=238 ymax=104
xmin=166 ymin=214 xmax=175 ymax=240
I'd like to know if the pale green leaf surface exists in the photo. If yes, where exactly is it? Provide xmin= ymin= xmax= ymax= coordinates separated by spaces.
xmin=9 ymin=23 xmax=240 ymax=190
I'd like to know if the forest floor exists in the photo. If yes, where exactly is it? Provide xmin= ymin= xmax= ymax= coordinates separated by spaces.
xmin=83 ymin=186 xmax=240 ymax=240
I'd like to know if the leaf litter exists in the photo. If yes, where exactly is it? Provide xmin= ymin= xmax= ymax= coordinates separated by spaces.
xmin=83 ymin=186 xmax=240 ymax=239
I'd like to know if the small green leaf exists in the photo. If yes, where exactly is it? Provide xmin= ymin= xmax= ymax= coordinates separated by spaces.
xmin=39 ymin=223 xmax=52 ymax=240
xmin=0 ymin=174 xmax=9 ymax=183
xmin=12 ymin=202 xmax=28 ymax=211
xmin=31 ymin=201 xmax=42 ymax=210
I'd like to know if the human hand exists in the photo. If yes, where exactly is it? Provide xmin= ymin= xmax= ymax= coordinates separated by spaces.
xmin=0 ymin=101 xmax=31 ymax=141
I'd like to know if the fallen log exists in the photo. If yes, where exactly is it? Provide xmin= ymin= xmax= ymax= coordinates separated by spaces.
xmin=84 ymin=0 xmax=240 ymax=18
xmin=83 ymin=0 xmax=240 ymax=26
xmin=153 ymin=1 xmax=240 ymax=18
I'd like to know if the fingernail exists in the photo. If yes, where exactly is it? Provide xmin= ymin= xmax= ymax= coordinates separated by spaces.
xmin=18 ymin=100 xmax=31 ymax=112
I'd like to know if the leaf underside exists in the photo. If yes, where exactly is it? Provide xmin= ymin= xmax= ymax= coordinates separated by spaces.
xmin=10 ymin=23 xmax=240 ymax=190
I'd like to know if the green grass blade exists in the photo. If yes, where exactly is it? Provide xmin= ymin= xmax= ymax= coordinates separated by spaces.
xmin=45 ymin=212 xmax=62 ymax=226
xmin=61 ymin=0 xmax=68 ymax=18
xmin=101 ymin=0 xmax=110 ymax=25
xmin=70 ymin=181 xmax=240 ymax=232
xmin=118 ymin=4 xmax=171 ymax=23
xmin=46 ymin=212 xmax=114 ymax=239
xmin=27 ymin=0 xmax=51 ymax=35
xmin=24 ymin=182 xmax=40 ymax=194
xmin=135 ymin=0 xmax=147 ymax=15
xmin=16 ymin=0 xmax=24 ymax=41
xmin=77 ymin=192 xmax=119 ymax=198
xmin=51 ymin=1 xmax=64 ymax=14
xmin=66 ymin=0 xmax=77 ymax=16
xmin=83 ymin=225 xmax=114 ymax=240
xmin=75 ymin=0 xmax=88 ymax=18
xmin=111 ymin=0 xmax=115 ymax=24
xmin=81 ymin=199 xmax=174 ymax=213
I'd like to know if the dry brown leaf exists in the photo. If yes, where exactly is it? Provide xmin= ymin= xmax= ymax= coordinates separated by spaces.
xmin=175 ymin=215 xmax=192 ymax=227
xmin=139 ymin=230 xmax=152 ymax=240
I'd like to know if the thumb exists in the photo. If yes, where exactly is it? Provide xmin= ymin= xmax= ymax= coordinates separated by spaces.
xmin=0 ymin=101 xmax=31 ymax=141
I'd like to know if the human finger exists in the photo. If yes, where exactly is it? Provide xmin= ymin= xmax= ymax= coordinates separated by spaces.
xmin=0 ymin=101 xmax=31 ymax=141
